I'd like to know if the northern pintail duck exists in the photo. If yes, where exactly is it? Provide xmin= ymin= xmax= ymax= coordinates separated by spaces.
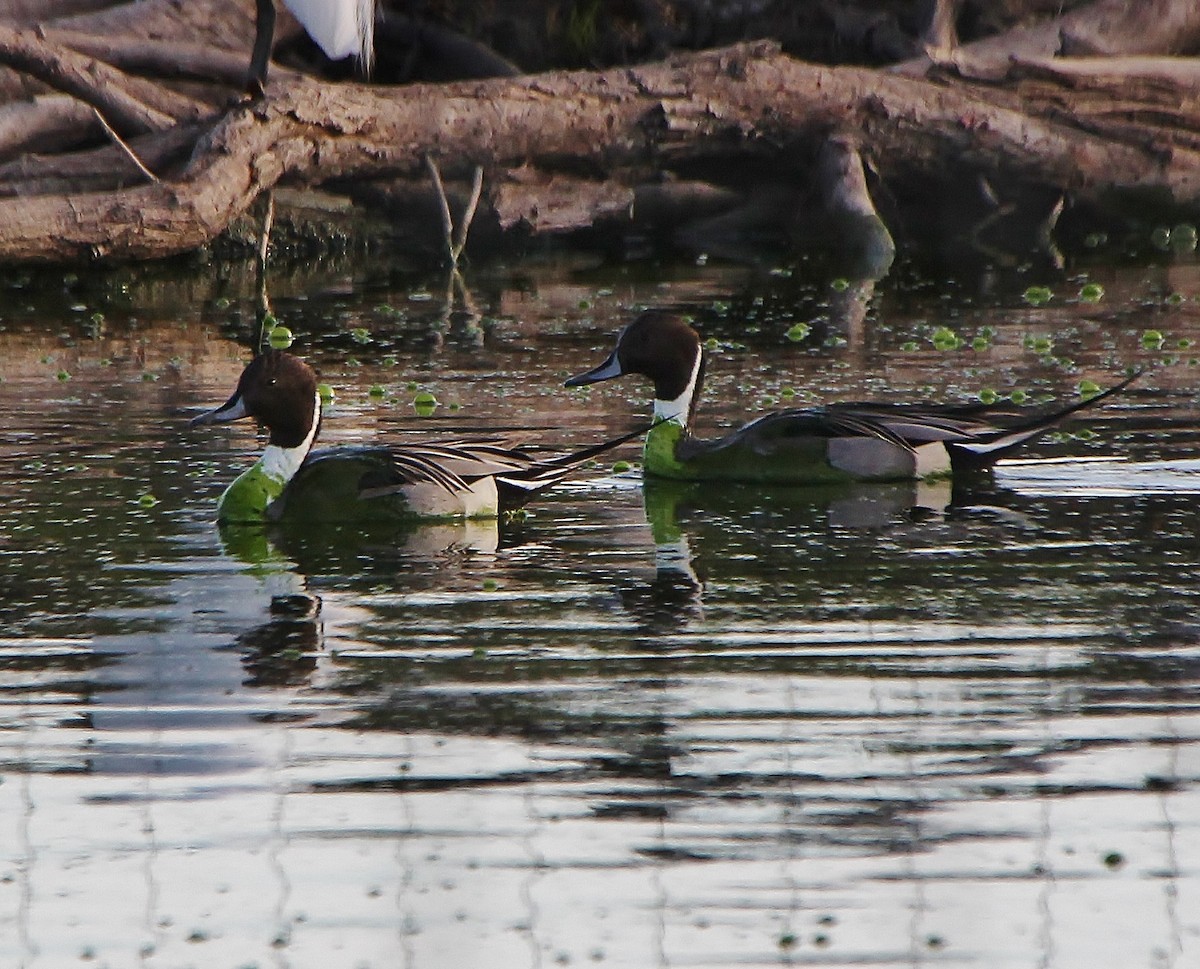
xmin=193 ymin=350 xmax=643 ymax=524
xmin=565 ymin=310 xmax=1135 ymax=484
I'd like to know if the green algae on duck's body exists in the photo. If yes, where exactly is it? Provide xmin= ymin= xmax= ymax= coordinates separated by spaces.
xmin=216 ymin=461 xmax=289 ymax=523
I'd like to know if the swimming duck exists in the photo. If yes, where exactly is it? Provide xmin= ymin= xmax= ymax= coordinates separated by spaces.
xmin=193 ymin=350 xmax=643 ymax=524
xmin=565 ymin=310 xmax=1135 ymax=485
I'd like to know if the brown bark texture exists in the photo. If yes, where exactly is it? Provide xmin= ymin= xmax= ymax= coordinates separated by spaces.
xmin=0 ymin=0 xmax=1198 ymax=265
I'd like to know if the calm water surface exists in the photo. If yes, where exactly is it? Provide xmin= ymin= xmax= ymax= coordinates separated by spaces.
xmin=2 ymin=251 xmax=1200 ymax=968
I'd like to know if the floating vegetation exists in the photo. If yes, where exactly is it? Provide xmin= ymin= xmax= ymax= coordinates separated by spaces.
xmin=1103 ymin=851 xmax=1125 ymax=869
xmin=1078 ymin=283 xmax=1105 ymax=302
xmin=413 ymin=390 xmax=438 ymax=416
xmin=1141 ymin=329 xmax=1165 ymax=350
xmin=349 ymin=327 xmax=372 ymax=344
xmin=55 ymin=369 xmax=71 ymax=381
xmin=931 ymin=326 xmax=961 ymax=350
xmin=1077 ymin=379 xmax=1101 ymax=398
xmin=1025 ymin=334 xmax=1054 ymax=354
xmin=612 ymin=460 xmax=632 ymax=473
xmin=978 ymin=388 xmax=998 ymax=404
xmin=317 ymin=383 xmax=335 ymax=403
xmin=137 ymin=493 xmax=158 ymax=508
xmin=368 ymin=384 xmax=386 ymax=398
xmin=1023 ymin=286 xmax=1054 ymax=306
xmin=1166 ymin=292 xmax=1186 ymax=306
xmin=785 ymin=322 xmax=811 ymax=342
xmin=267 ymin=325 xmax=294 ymax=349
xmin=972 ymin=335 xmax=991 ymax=351
xmin=830 ymin=278 xmax=850 ymax=292
xmin=1011 ymin=389 xmax=1029 ymax=405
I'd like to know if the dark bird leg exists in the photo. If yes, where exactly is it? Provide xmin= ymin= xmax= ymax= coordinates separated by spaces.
xmin=248 ymin=0 xmax=277 ymax=97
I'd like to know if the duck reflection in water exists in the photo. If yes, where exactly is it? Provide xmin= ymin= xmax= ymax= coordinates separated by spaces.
xmin=232 ymin=591 xmax=324 ymax=689
xmin=218 ymin=515 xmax=501 ymax=574
xmin=626 ymin=474 xmax=956 ymax=633
xmin=216 ymin=514 xmax=504 ymax=689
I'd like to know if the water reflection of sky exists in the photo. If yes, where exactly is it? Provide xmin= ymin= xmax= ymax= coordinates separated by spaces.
xmin=1 ymin=254 xmax=1199 ymax=967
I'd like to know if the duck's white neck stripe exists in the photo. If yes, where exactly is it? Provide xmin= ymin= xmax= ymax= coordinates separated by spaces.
xmin=260 ymin=391 xmax=321 ymax=485
xmin=653 ymin=352 xmax=702 ymax=427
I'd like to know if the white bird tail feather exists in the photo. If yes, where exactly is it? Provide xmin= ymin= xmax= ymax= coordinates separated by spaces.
xmin=284 ymin=0 xmax=375 ymax=68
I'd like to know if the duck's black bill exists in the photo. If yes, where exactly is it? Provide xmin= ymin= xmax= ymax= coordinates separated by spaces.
xmin=190 ymin=392 xmax=249 ymax=427
xmin=565 ymin=350 xmax=624 ymax=388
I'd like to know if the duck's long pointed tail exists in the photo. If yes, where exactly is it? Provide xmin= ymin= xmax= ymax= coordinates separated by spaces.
xmin=949 ymin=370 xmax=1140 ymax=469
xmin=497 ymin=422 xmax=653 ymax=510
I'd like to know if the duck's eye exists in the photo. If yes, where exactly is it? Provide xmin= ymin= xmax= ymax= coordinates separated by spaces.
xmin=268 ymin=378 xmax=277 ymax=386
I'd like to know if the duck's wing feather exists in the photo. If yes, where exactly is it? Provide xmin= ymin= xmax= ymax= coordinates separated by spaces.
xmin=296 ymin=445 xmax=471 ymax=500
xmin=722 ymin=406 xmax=919 ymax=452
xmin=350 ymin=438 xmax=532 ymax=500
xmin=343 ymin=425 xmax=650 ymax=506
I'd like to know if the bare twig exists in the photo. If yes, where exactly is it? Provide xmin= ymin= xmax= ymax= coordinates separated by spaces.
xmin=452 ymin=165 xmax=484 ymax=262
xmin=424 ymin=154 xmax=456 ymax=265
xmin=91 ymin=106 xmax=159 ymax=183
xmin=425 ymin=156 xmax=484 ymax=267
xmin=255 ymin=189 xmax=275 ymax=349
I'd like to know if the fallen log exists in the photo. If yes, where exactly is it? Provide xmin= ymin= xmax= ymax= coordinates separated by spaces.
xmin=898 ymin=0 xmax=1200 ymax=78
xmin=1 ymin=35 xmax=1199 ymax=264
xmin=0 ymin=25 xmax=208 ymax=134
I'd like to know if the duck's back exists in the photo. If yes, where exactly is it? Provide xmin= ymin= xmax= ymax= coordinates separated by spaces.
xmin=654 ymin=412 xmax=947 ymax=485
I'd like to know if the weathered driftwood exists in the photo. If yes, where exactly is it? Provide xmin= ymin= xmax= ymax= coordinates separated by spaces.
xmin=0 ymin=25 xmax=207 ymax=135
xmin=0 ymin=93 xmax=99 ymax=161
xmin=897 ymin=0 xmax=1200 ymax=78
xmin=1 ymin=0 xmax=1200 ymax=265
xmin=3 ymin=36 xmax=1200 ymax=265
